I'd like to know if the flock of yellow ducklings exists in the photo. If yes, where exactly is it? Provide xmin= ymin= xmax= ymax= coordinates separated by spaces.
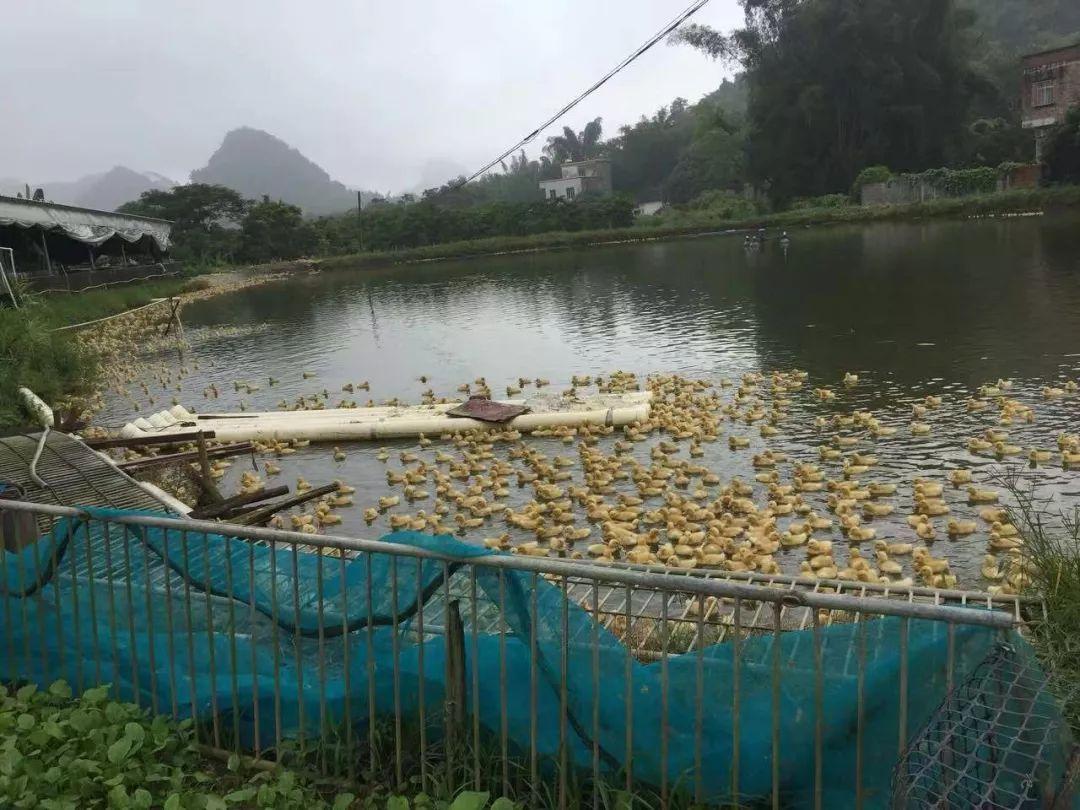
xmin=179 ymin=369 xmax=1080 ymax=597
xmin=76 ymin=296 xmax=1080 ymax=596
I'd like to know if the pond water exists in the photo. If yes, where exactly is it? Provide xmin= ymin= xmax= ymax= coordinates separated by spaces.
xmin=101 ymin=212 xmax=1080 ymax=587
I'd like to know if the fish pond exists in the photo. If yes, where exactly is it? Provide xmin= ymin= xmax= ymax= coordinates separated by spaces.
xmin=100 ymin=212 xmax=1080 ymax=588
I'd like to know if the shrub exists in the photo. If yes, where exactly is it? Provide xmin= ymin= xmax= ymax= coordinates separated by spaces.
xmin=680 ymin=189 xmax=760 ymax=218
xmin=1043 ymin=107 xmax=1080 ymax=185
xmin=0 ymin=681 xmax=360 ymax=809
xmin=788 ymin=193 xmax=851 ymax=210
xmin=850 ymin=165 xmax=892 ymax=198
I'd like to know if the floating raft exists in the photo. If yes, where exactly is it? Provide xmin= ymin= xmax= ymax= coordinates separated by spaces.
xmin=120 ymin=391 xmax=652 ymax=443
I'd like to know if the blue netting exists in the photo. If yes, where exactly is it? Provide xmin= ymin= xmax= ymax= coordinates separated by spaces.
xmin=0 ymin=507 xmax=1070 ymax=808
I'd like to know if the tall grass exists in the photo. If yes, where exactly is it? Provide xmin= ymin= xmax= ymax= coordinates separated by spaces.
xmin=0 ymin=277 xmax=198 ymax=431
xmin=1001 ymin=474 xmax=1080 ymax=731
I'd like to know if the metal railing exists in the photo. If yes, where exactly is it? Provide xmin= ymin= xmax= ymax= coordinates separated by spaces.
xmin=0 ymin=499 xmax=1054 ymax=808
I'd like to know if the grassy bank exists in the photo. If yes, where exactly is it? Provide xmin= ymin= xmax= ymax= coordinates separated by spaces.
xmin=318 ymin=185 xmax=1080 ymax=271
xmin=0 ymin=277 xmax=199 ymax=430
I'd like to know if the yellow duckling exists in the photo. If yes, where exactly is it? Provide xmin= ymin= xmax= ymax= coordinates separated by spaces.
xmin=947 ymin=469 xmax=972 ymax=486
xmin=362 ymin=507 xmax=378 ymax=523
xmin=563 ymin=525 xmax=592 ymax=542
xmin=915 ymin=497 xmax=950 ymax=517
xmin=843 ymin=372 xmax=859 ymax=386
xmin=780 ymin=530 xmax=808 ymax=547
xmin=876 ymin=552 xmax=903 ymax=577
xmin=978 ymin=506 xmax=1008 ymax=523
xmin=862 ymin=502 xmax=894 ymax=518
xmin=378 ymin=495 xmax=400 ymax=511
xmin=946 ymin=519 xmax=977 ymax=538
xmin=483 ymin=533 xmax=511 ymax=550
xmin=333 ymin=446 xmax=346 ymax=462
xmin=846 ymin=525 xmax=876 ymax=542
xmin=993 ymin=442 xmax=1022 ymax=459
xmin=981 ymin=554 xmax=1003 ymax=581
xmin=967 ymin=487 xmax=999 ymax=504
xmin=915 ymin=521 xmax=937 ymax=541
xmin=1028 ymin=449 xmax=1052 ymax=466
xmin=967 ymin=437 xmax=993 ymax=454
xmin=866 ymin=482 xmax=896 ymax=498
xmin=320 ymin=513 xmax=343 ymax=526
xmin=875 ymin=539 xmax=913 ymax=556
xmin=264 ymin=461 xmax=282 ymax=476
xmin=388 ymin=514 xmax=410 ymax=530
xmin=375 ymin=448 xmax=390 ymax=462
xmin=911 ymin=422 xmax=931 ymax=436
xmin=914 ymin=479 xmax=944 ymax=498
xmin=296 ymin=477 xmax=311 ymax=493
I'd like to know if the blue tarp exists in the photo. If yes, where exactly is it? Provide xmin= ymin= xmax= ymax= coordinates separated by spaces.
xmin=0 ymin=508 xmax=1069 ymax=807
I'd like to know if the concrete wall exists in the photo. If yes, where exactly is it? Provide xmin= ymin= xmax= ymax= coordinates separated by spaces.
xmin=997 ymin=164 xmax=1042 ymax=191
xmin=860 ymin=178 xmax=941 ymax=206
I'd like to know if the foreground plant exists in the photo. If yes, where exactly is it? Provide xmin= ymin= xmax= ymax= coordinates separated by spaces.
xmin=0 ymin=680 xmax=526 ymax=810
xmin=0 ymin=680 xmax=356 ymax=809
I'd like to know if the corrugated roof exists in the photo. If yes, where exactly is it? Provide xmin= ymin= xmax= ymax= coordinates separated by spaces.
xmin=0 ymin=196 xmax=172 ymax=250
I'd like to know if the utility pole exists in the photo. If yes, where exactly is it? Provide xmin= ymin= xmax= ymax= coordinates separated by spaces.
xmin=356 ymin=190 xmax=365 ymax=251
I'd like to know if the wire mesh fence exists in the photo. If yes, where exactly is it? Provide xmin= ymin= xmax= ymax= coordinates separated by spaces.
xmin=0 ymin=499 xmax=1072 ymax=809
xmin=891 ymin=642 xmax=1070 ymax=809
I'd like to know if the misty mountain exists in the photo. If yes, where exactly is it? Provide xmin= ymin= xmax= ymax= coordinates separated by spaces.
xmin=0 ymin=167 xmax=175 ymax=212
xmin=191 ymin=127 xmax=362 ymax=216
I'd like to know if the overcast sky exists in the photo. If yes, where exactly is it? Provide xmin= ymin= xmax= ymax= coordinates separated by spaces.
xmin=2 ymin=1 xmax=740 ymax=193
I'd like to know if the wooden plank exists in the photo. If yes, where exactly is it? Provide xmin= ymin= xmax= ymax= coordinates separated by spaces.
xmin=116 ymin=442 xmax=253 ymax=473
xmin=189 ymin=486 xmax=289 ymax=520
xmin=227 ymin=482 xmax=338 ymax=527
xmin=444 ymin=600 xmax=466 ymax=763
xmin=196 ymin=431 xmax=223 ymax=504
xmin=85 ymin=430 xmax=216 ymax=450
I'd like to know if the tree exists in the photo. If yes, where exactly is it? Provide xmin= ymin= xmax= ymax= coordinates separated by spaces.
xmin=544 ymin=118 xmax=604 ymax=163
xmin=238 ymin=201 xmax=317 ymax=263
xmin=673 ymin=0 xmax=988 ymax=203
xmin=118 ymin=183 xmax=249 ymax=261
xmin=118 ymin=183 xmax=247 ymax=233
xmin=1043 ymin=107 xmax=1080 ymax=185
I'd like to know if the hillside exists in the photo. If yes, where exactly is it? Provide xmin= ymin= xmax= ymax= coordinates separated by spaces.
xmin=967 ymin=0 xmax=1080 ymax=53
xmin=0 ymin=167 xmax=174 ymax=212
xmin=191 ymin=127 xmax=359 ymax=216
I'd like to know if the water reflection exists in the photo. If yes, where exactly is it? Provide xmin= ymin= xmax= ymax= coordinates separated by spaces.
xmin=102 ymin=214 xmax=1080 ymax=584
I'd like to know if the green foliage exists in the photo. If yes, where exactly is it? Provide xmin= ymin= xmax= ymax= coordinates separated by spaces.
xmin=0 ymin=681 xmax=359 ymax=809
xmin=118 ymin=184 xmax=248 ymax=263
xmin=1043 ymin=108 xmax=1080 ymax=186
xmin=239 ymin=201 xmax=318 ymax=263
xmin=902 ymin=166 xmax=1000 ymax=196
xmin=680 ymin=189 xmax=760 ymax=218
xmin=0 ymin=302 xmax=92 ymax=428
xmin=850 ymin=166 xmax=893 ymax=198
xmin=0 ymin=277 xmax=197 ymax=430
xmin=742 ymin=0 xmax=982 ymax=201
xmin=958 ymin=0 xmax=1080 ymax=53
xmin=544 ymin=119 xmax=604 ymax=163
xmin=607 ymin=81 xmax=749 ymax=204
xmin=313 ymin=195 xmax=636 ymax=255
xmin=789 ymin=193 xmax=851 ymax=210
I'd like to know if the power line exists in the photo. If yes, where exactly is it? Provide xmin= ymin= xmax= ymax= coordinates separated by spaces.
xmin=455 ymin=0 xmax=713 ymax=188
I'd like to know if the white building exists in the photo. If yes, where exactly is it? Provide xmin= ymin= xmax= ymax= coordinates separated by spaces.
xmin=539 ymin=159 xmax=612 ymax=201
xmin=633 ymin=200 xmax=664 ymax=217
